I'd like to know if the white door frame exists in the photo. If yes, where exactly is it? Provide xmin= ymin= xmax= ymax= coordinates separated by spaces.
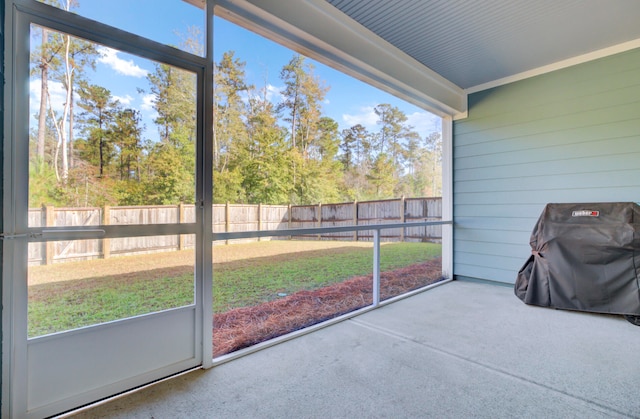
xmin=2 ymin=1 xmax=214 ymax=417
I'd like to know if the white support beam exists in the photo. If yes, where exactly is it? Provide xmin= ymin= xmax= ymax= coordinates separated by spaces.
xmin=201 ymin=0 xmax=215 ymax=370
xmin=213 ymin=0 xmax=467 ymax=117
xmin=441 ymin=117 xmax=454 ymax=280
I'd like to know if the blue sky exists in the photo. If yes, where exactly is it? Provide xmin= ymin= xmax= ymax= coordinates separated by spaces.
xmin=30 ymin=1 xmax=441 ymax=143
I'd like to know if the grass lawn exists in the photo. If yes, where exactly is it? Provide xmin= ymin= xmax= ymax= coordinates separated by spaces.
xmin=28 ymin=240 xmax=441 ymax=337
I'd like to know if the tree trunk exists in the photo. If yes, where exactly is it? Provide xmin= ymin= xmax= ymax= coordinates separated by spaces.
xmin=290 ymin=94 xmax=298 ymax=149
xmin=36 ymin=28 xmax=49 ymax=161
xmin=69 ymin=84 xmax=75 ymax=169
xmin=61 ymin=34 xmax=73 ymax=183
xmin=98 ymin=109 xmax=105 ymax=177
xmin=46 ymin=87 xmax=62 ymax=181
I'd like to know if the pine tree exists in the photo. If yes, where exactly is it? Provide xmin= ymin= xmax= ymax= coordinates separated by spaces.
xmin=76 ymin=82 xmax=119 ymax=177
xmin=147 ymin=63 xmax=196 ymax=145
xmin=278 ymin=55 xmax=329 ymax=157
xmin=242 ymin=94 xmax=292 ymax=204
xmin=111 ymin=108 xmax=143 ymax=181
xmin=367 ymin=153 xmax=396 ymax=198
xmin=214 ymin=51 xmax=251 ymax=172
xmin=374 ymin=104 xmax=419 ymax=171
xmin=144 ymin=63 xmax=197 ymax=204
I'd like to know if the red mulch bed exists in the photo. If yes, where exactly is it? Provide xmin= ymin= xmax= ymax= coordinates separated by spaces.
xmin=213 ymin=258 xmax=443 ymax=357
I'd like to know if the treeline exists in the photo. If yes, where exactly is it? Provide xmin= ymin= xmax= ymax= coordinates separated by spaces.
xmin=213 ymin=53 xmax=442 ymax=205
xmin=29 ymin=14 xmax=441 ymax=208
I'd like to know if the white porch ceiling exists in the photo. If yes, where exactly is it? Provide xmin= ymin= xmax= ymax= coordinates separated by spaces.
xmin=326 ymin=0 xmax=640 ymax=90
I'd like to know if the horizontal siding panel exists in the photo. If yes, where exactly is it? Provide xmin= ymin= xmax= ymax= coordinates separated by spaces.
xmin=455 ymin=137 xmax=640 ymax=170
xmin=454 ymin=204 xmax=546 ymax=218
xmin=455 ymin=167 xmax=640 ymax=193
xmin=455 ymin=103 xmax=640 ymax=149
xmin=454 ymin=229 xmax=530 ymax=245
xmin=456 ymin=73 xmax=640 ymax=135
xmin=459 ymin=49 xmax=640 ymax=121
xmin=453 ymin=262 xmax=518 ymax=284
xmin=456 ymin=133 xmax=640 ymax=169
xmin=453 ymin=216 xmax=536 ymax=232
xmin=455 ymin=187 xmax=640 ymax=206
xmin=455 ymin=241 xmax=531 ymax=258
xmin=455 ymin=118 xmax=640 ymax=159
xmin=455 ymin=152 xmax=640 ymax=182
xmin=454 ymin=251 xmax=524 ymax=271
xmin=454 ymin=186 xmax=640 ymax=207
xmin=457 ymin=84 xmax=640 ymax=140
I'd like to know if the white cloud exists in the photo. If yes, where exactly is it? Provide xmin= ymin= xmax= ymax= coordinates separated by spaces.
xmin=97 ymin=46 xmax=148 ymax=78
xmin=113 ymin=94 xmax=134 ymax=105
xmin=140 ymin=93 xmax=156 ymax=111
xmin=406 ymin=111 xmax=441 ymax=136
xmin=265 ymin=84 xmax=285 ymax=103
xmin=29 ymin=78 xmax=67 ymax=120
xmin=140 ymin=93 xmax=158 ymax=121
xmin=342 ymin=106 xmax=378 ymax=131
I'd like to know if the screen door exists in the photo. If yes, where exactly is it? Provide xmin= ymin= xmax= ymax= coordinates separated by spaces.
xmin=4 ymin=5 xmax=210 ymax=417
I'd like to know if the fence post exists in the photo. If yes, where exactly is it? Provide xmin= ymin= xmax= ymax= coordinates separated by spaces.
xmin=44 ymin=205 xmax=55 ymax=265
xmin=353 ymin=200 xmax=358 ymax=242
xmin=178 ymin=202 xmax=185 ymax=250
xmin=288 ymin=203 xmax=292 ymax=240
xmin=102 ymin=205 xmax=111 ymax=259
xmin=225 ymin=202 xmax=230 ymax=245
xmin=400 ymin=196 xmax=406 ymax=242
xmin=257 ymin=203 xmax=262 ymax=242
xmin=317 ymin=203 xmax=322 ymax=240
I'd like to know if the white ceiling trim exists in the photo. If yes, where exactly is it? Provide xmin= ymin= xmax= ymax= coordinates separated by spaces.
xmin=465 ymin=37 xmax=640 ymax=95
xmin=213 ymin=0 xmax=467 ymax=117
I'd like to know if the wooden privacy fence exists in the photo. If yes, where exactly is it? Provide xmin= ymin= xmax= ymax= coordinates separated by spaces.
xmin=289 ymin=197 xmax=442 ymax=242
xmin=28 ymin=197 xmax=442 ymax=265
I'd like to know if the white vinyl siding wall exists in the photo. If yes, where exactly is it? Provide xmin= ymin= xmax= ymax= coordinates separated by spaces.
xmin=453 ymin=48 xmax=640 ymax=284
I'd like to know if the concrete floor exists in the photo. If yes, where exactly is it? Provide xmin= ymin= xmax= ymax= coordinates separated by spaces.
xmin=70 ymin=280 xmax=640 ymax=418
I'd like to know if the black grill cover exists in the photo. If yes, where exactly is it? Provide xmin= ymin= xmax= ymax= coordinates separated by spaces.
xmin=515 ymin=202 xmax=640 ymax=315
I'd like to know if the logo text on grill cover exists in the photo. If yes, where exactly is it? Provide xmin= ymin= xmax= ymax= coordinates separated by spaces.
xmin=571 ymin=210 xmax=600 ymax=217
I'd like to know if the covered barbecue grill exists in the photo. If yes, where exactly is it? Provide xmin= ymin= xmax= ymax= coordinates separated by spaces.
xmin=515 ymin=202 xmax=640 ymax=322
